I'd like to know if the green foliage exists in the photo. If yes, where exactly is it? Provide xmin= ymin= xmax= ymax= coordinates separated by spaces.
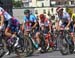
xmin=12 ymin=0 xmax=23 ymax=8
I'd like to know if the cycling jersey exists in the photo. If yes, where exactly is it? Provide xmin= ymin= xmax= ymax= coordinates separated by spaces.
xmin=56 ymin=11 xmax=70 ymax=27
xmin=38 ymin=18 xmax=50 ymax=33
xmin=23 ymin=14 xmax=37 ymax=31
xmin=38 ymin=18 xmax=50 ymax=27
xmin=7 ymin=18 xmax=20 ymax=33
xmin=3 ymin=11 xmax=12 ymax=21
xmin=70 ymin=21 xmax=75 ymax=32
xmin=0 ymin=7 xmax=12 ymax=21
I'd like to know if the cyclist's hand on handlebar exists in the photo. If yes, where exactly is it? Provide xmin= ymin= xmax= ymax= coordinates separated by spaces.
xmin=74 ymin=24 xmax=75 ymax=27
xmin=11 ymin=34 xmax=16 ymax=38
xmin=65 ymin=27 xmax=69 ymax=30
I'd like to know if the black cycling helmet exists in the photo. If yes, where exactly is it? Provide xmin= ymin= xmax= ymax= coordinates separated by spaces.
xmin=24 ymin=9 xmax=30 ymax=14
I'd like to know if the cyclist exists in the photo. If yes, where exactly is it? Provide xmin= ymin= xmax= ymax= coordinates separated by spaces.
xmin=72 ymin=13 xmax=75 ymax=21
xmin=55 ymin=6 xmax=72 ymax=50
xmin=0 ymin=3 xmax=12 ymax=29
xmin=55 ymin=6 xmax=71 ymax=30
xmin=22 ymin=9 xmax=42 ymax=50
xmin=22 ymin=9 xmax=37 ymax=32
xmin=39 ymin=14 xmax=52 ymax=33
xmin=70 ymin=13 xmax=75 ymax=51
xmin=0 ymin=1 xmax=14 ymax=56
xmin=0 ymin=1 xmax=4 ymax=30
xmin=0 ymin=3 xmax=4 ymax=50
xmin=4 ymin=17 xmax=20 ymax=55
xmin=38 ymin=14 xmax=52 ymax=50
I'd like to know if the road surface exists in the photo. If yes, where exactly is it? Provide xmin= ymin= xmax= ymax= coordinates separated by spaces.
xmin=3 ymin=51 xmax=75 ymax=58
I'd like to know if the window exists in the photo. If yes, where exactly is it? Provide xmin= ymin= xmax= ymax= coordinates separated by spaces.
xmin=35 ymin=10 xmax=38 ymax=14
xmin=71 ymin=1 xmax=74 ymax=5
xmin=23 ymin=2 xmax=29 ymax=7
xmin=51 ymin=8 xmax=53 ymax=13
xmin=57 ymin=2 xmax=61 ymax=5
xmin=50 ymin=1 xmax=56 ymax=7
xmin=47 ymin=10 xmax=50 ymax=16
xmin=42 ymin=3 xmax=44 ymax=7
xmin=43 ymin=9 xmax=46 ymax=14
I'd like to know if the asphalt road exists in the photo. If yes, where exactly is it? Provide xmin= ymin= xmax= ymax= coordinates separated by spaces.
xmin=3 ymin=51 xmax=75 ymax=58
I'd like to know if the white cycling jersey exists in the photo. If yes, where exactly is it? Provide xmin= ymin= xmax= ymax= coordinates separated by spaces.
xmin=55 ymin=11 xmax=71 ymax=26
xmin=38 ymin=18 xmax=50 ymax=27
xmin=0 ymin=7 xmax=12 ymax=21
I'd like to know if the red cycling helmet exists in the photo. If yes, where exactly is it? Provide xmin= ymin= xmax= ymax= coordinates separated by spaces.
xmin=39 ymin=14 xmax=45 ymax=20
xmin=56 ymin=6 xmax=63 ymax=13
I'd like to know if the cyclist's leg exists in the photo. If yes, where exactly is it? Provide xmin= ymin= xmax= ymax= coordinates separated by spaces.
xmin=35 ymin=32 xmax=40 ymax=45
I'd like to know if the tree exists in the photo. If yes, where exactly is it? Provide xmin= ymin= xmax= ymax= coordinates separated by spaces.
xmin=12 ymin=0 xmax=23 ymax=8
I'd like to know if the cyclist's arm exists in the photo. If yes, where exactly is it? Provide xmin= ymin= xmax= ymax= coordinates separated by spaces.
xmin=22 ymin=17 xmax=26 ymax=31
xmin=0 ymin=14 xmax=4 ymax=26
xmin=5 ymin=19 xmax=12 ymax=37
xmin=66 ymin=20 xmax=71 ymax=28
xmin=32 ymin=21 xmax=38 ymax=29
xmin=48 ymin=20 xmax=52 ymax=32
xmin=66 ymin=13 xmax=71 ymax=28
xmin=31 ymin=15 xmax=38 ymax=29
xmin=5 ymin=27 xmax=17 ymax=37
xmin=5 ymin=20 xmax=16 ymax=37
xmin=55 ymin=14 xmax=60 ymax=30
xmin=5 ymin=27 xmax=12 ymax=37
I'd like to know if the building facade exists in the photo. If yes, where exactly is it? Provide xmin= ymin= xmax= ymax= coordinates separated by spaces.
xmin=21 ymin=0 xmax=51 ymax=7
xmin=51 ymin=0 xmax=75 ymax=5
xmin=14 ymin=0 xmax=75 ymax=7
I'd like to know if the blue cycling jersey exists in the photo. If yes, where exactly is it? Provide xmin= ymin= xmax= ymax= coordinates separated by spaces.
xmin=23 ymin=14 xmax=37 ymax=30
xmin=7 ymin=18 xmax=20 ymax=33
xmin=24 ymin=14 xmax=37 ymax=23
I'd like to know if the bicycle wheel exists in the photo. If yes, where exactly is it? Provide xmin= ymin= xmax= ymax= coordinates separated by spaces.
xmin=59 ymin=34 xmax=69 ymax=55
xmin=0 ymin=47 xmax=5 ymax=58
xmin=0 ymin=39 xmax=6 ymax=58
xmin=23 ymin=35 xmax=34 ymax=57
xmin=14 ymin=35 xmax=34 ymax=57
xmin=39 ymin=33 xmax=47 ymax=53
xmin=65 ymin=34 xmax=74 ymax=54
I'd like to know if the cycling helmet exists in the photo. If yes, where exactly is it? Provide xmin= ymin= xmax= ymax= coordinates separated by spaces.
xmin=24 ymin=9 xmax=30 ymax=14
xmin=66 ymin=8 xmax=73 ymax=17
xmin=56 ymin=7 xmax=63 ymax=13
xmin=39 ymin=14 xmax=45 ymax=19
